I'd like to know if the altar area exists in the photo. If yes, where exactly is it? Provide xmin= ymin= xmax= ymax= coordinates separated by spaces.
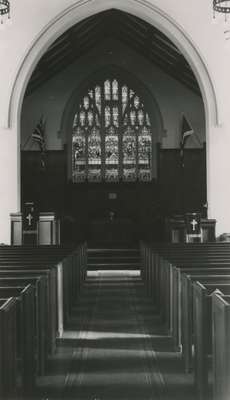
xmin=89 ymin=217 xmax=136 ymax=244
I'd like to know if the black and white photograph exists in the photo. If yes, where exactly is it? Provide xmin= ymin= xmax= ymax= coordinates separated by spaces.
xmin=0 ymin=1 xmax=229 ymax=399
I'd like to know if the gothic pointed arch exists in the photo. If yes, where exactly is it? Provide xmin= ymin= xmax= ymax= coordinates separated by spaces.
xmin=5 ymin=0 xmax=220 ymax=225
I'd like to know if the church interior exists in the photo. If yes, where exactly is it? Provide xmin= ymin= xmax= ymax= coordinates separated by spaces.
xmin=20 ymin=9 xmax=207 ymax=245
xmin=0 ymin=1 xmax=230 ymax=399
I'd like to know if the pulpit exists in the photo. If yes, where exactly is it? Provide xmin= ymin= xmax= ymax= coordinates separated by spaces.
xmin=11 ymin=202 xmax=39 ymax=245
xmin=166 ymin=215 xmax=216 ymax=243
xmin=10 ymin=211 xmax=60 ymax=245
xmin=22 ymin=201 xmax=38 ymax=245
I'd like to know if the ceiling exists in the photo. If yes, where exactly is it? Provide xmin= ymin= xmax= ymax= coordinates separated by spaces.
xmin=25 ymin=9 xmax=201 ymax=96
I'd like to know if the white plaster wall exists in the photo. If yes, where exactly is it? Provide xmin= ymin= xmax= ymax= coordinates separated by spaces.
xmin=21 ymin=39 xmax=205 ymax=151
xmin=0 ymin=129 xmax=18 ymax=243
xmin=0 ymin=0 xmax=229 ymax=242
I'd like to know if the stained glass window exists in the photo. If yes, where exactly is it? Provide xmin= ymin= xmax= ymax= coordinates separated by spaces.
xmin=72 ymin=77 xmax=153 ymax=183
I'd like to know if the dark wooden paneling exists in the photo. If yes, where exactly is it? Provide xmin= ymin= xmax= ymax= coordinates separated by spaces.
xmin=21 ymin=150 xmax=67 ymax=214
xmin=21 ymin=146 xmax=206 ymax=241
xmin=158 ymin=146 xmax=206 ymax=216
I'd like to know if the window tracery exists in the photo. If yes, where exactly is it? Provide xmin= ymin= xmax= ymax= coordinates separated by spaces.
xmin=72 ymin=77 xmax=153 ymax=183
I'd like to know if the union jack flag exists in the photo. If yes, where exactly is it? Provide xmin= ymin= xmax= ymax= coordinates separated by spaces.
xmin=32 ymin=116 xmax=46 ymax=152
xmin=32 ymin=116 xmax=46 ymax=170
xmin=180 ymin=115 xmax=194 ymax=167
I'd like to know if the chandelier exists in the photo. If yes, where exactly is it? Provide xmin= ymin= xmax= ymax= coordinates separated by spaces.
xmin=0 ymin=0 xmax=10 ymax=24
xmin=213 ymin=0 xmax=230 ymax=20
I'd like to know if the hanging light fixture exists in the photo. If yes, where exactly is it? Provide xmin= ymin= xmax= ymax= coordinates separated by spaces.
xmin=213 ymin=1 xmax=230 ymax=20
xmin=213 ymin=0 xmax=230 ymax=39
xmin=0 ymin=0 xmax=10 ymax=24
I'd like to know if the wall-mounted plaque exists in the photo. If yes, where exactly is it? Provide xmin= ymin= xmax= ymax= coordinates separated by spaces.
xmin=108 ymin=193 xmax=117 ymax=200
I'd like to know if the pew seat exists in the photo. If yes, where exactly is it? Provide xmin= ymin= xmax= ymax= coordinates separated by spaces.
xmin=212 ymin=292 xmax=230 ymax=400
xmin=0 ymin=242 xmax=87 ymax=397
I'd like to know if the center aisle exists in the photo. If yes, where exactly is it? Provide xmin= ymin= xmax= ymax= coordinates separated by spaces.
xmin=37 ymin=271 xmax=196 ymax=400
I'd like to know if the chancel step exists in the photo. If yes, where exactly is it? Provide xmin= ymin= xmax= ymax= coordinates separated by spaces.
xmin=87 ymin=246 xmax=141 ymax=270
xmin=88 ymin=249 xmax=140 ymax=255
xmin=87 ymin=262 xmax=141 ymax=270
xmin=88 ymin=256 xmax=141 ymax=262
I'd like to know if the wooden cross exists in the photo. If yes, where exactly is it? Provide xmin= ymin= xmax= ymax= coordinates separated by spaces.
xmin=191 ymin=218 xmax=198 ymax=231
xmin=26 ymin=213 xmax=33 ymax=226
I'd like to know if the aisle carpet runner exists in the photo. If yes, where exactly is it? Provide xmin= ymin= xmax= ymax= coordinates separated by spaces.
xmin=63 ymin=271 xmax=165 ymax=400
xmin=36 ymin=271 xmax=196 ymax=400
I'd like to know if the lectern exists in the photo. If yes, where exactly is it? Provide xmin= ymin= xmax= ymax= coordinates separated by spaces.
xmin=10 ymin=211 xmax=60 ymax=245
xmin=166 ymin=215 xmax=216 ymax=243
xmin=185 ymin=212 xmax=202 ymax=243
xmin=11 ymin=202 xmax=38 ymax=245
xmin=22 ymin=201 xmax=38 ymax=245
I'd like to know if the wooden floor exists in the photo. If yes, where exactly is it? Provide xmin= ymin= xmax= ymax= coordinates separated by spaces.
xmin=15 ymin=271 xmax=196 ymax=400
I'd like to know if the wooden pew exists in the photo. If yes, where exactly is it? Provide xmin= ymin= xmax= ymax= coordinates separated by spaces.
xmin=158 ymin=261 xmax=230 ymax=350
xmin=140 ymin=243 xmax=230 ymax=350
xmin=180 ymin=271 xmax=230 ymax=372
xmin=142 ymin=244 xmax=230 ymax=347
xmin=0 ymin=267 xmax=57 ymax=355
xmin=0 ymin=243 xmax=87 ymax=395
xmin=193 ymin=282 xmax=230 ymax=400
xmin=0 ymin=285 xmax=36 ymax=393
xmin=212 ymin=291 xmax=230 ymax=400
xmin=140 ymin=242 xmax=230 ymax=400
xmin=0 ymin=297 xmax=17 ymax=397
xmin=141 ymin=241 xmax=230 ymax=305
xmin=0 ymin=242 xmax=87 ymax=333
xmin=0 ymin=275 xmax=47 ymax=376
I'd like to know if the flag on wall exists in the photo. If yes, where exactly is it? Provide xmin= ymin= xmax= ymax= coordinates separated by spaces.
xmin=180 ymin=114 xmax=194 ymax=167
xmin=32 ymin=116 xmax=46 ymax=169
xmin=32 ymin=116 xmax=46 ymax=151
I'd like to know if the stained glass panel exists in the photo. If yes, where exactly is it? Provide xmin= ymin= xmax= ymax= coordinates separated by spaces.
xmin=123 ymin=127 xmax=136 ymax=182
xmin=105 ymin=106 xmax=111 ymax=127
xmin=95 ymin=86 xmax=101 ymax=113
xmin=88 ymin=127 xmax=101 ymax=182
xmin=87 ymin=110 xmax=94 ymax=126
xmin=88 ymin=128 xmax=101 ymax=164
xmin=105 ymin=136 xmax=118 ymax=164
xmin=134 ymin=96 xmax=140 ymax=109
xmin=104 ymin=80 xmax=111 ymax=100
xmin=72 ymin=76 xmax=153 ymax=183
xmin=112 ymin=107 xmax=119 ymax=127
xmin=112 ymin=79 xmax=119 ymax=100
xmin=130 ymin=110 xmax=136 ymax=125
xmin=137 ymin=110 xmax=144 ymax=125
xmin=123 ymin=129 xmax=136 ymax=162
xmin=79 ymin=111 xmax=86 ymax=126
xmin=72 ymin=126 xmax=86 ymax=182
xmin=122 ymin=85 xmax=128 ymax=114
xmin=138 ymin=127 xmax=152 ymax=181
xmin=83 ymin=96 xmax=90 ymax=110
xmin=105 ymin=125 xmax=119 ymax=182
xmin=123 ymin=167 xmax=136 ymax=182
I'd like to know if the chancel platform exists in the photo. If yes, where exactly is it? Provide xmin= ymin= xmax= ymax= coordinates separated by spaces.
xmin=89 ymin=218 xmax=136 ymax=243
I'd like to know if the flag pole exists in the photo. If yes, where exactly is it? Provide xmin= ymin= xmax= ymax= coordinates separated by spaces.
xmin=22 ymin=134 xmax=32 ymax=150
xmin=31 ymin=115 xmax=47 ymax=171
xmin=179 ymin=113 xmax=194 ymax=214
xmin=193 ymin=132 xmax=202 ymax=147
xmin=180 ymin=117 xmax=185 ymax=215
xmin=180 ymin=151 xmax=185 ymax=215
